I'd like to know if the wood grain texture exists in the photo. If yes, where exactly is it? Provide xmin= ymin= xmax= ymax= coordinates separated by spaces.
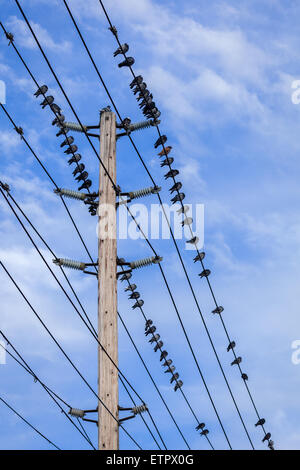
xmin=98 ymin=111 xmax=118 ymax=450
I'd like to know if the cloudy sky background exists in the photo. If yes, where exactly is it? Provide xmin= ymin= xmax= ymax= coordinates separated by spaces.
xmin=0 ymin=0 xmax=300 ymax=450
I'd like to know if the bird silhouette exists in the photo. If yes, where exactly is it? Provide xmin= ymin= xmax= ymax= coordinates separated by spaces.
xmin=160 ymin=350 xmax=168 ymax=361
xmin=129 ymin=291 xmax=140 ymax=300
xmin=72 ymin=164 xmax=85 ymax=176
xmin=186 ymin=236 xmax=199 ymax=245
xmin=170 ymin=373 xmax=179 ymax=384
xmin=50 ymin=104 xmax=62 ymax=115
xmin=174 ymin=380 xmax=183 ymax=391
xmin=145 ymin=326 xmax=156 ymax=336
xmin=132 ymin=300 xmax=144 ymax=309
xmin=149 ymin=334 xmax=160 ymax=344
xmin=164 ymin=169 xmax=179 ymax=179
xmin=169 ymin=181 xmax=182 ymax=193
xmin=78 ymin=180 xmax=92 ymax=191
xmin=113 ymin=43 xmax=129 ymax=57
xmin=130 ymin=75 xmax=143 ymax=89
xmin=34 ymin=85 xmax=48 ymax=97
xmin=75 ymin=171 xmax=89 ymax=182
xmin=158 ymin=146 xmax=172 ymax=157
xmin=161 ymin=157 xmax=174 ymax=168
xmin=255 ymin=418 xmax=265 ymax=427
xmin=196 ymin=423 xmax=205 ymax=431
xmin=227 ymin=341 xmax=236 ymax=352
xmin=40 ymin=96 xmax=54 ymax=108
xmin=118 ymin=57 xmax=135 ymax=68
xmin=120 ymin=272 xmax=132 ymax=282
xmin=124 ymin=284 xmax=137 ymax=292
xmin=68 ymin=154 xmax=81 ymax=165
xmin=171 ymin=193 xmax=185 ymax=204
xmin=60 ymin=136 xmax=74 ymax=148
xmin=164 ymin=365 xmax=175 ymax=374
xmin=154 ymin=135 xmax=167 ymax=149
xmin=193 ymin=252 xmax=205 ymax=262
xmin=231 ymin=357 xmax=242 ymax=366
xmin=262 ymin=432 xmax=271 ymax=443
xmin=52 ymin=115 xmax=65 ymax=126
xmin=64 ymin=145 xmax=78 ymax=155
xmin=162 ymin=359 xmax=172 ymax=368
xmin=154 ymin=341 xmax=163 ymax=352
xmin=199 ymin=269 xmax=211 ymax=278
xmin=212 ymin=306 xmax=224 ymax=314
xmin=145 ymin=319 xmax=153 ymax=330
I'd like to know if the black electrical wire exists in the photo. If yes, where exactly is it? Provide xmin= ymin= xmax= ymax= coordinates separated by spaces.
xmin=0 ymin=332 xmax=96 ymax=449
xmin=96 ymin=0 xmax=272 ymax=449
xmin=0 ymin=186 xmax=148 ymax=407
xmin=0 ymin=395 xmax=61 ymax=450
xmin=65 ymin=0 xmax=261 ymax=448
xmin=118 ymin=311 xmax=191 ymax=450
xmin=0 ymin=187 xmax=167 ymax=450
xmin=0 ymin=260 xmax=142 ymax=450
xmin=119 ymin=265 xmax=214 ymax=450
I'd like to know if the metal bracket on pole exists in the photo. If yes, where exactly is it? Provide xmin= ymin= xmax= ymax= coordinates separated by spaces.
xmin=118 ymin=404 xmax=148 ymax=424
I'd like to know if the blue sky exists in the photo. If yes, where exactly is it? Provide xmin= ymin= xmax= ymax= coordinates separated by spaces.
xmin=0 ymin=0 xmax=300 ymax=450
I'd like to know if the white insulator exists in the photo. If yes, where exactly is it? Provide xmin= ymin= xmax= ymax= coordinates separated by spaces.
xmin=53 ymin=258 xmax=86 ymax=271
xmin=130 ymin=256 xmax=162 ymax=270
xmin=129 ymin=120 xmax=152 ymax=132
xmin=129 ymin=186 xmax=161 ymax=200
xmin=54 ymin=188 xmax=87 ymax=201
xmin=132 ymin=404 xmax=148 ymax=415
xmin=64 ymin=122 xmax=87 ymax=133
xmin=69 ymin=408 xmax=85 ymax=418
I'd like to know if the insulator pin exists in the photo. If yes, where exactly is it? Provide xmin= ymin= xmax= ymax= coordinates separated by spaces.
xmin=54 ymin=188 xmax=88 ymax=201
xmin=128 ymin=186 xmax=161 ymax=200
xmin=69 ymin=408 xmax=85 ymax=418
xmin=64 ymin=122 xmax=87 ymax=133
xmin=132 ymin=404 xmax=148 ymax=415
xmin=130 ymin=256 xmax=162 ymax=270
xmin=53 ymin=258 xmax=86 ymax=271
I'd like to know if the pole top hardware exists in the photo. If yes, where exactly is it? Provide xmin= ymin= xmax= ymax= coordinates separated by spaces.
xmin=118 ymin=404 xmax=148 ymax=424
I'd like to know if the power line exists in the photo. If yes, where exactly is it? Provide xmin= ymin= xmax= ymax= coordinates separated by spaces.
xmin=0 ymin=260 xmax=142 ymax=450
xmin=0 ymin=19 xmax=217 ymax=448
xmin=0 ymin=395 xmax=61 ymax=450
xmin=95 ymin=0 xmax=273 ymax=449
xmin=0 ymin=332 xmax=96 ymax=449
xmin=0 ymin=184 xmax=165 ymax=449
xmin=58 ymin=0 xmax=255 ymax=449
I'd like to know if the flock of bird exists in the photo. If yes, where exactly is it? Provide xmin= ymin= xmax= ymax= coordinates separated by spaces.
xmin=112 ymin=39 xmax=274 ymax=450
xmin=34 ymin=85 xmax=94 ymax=193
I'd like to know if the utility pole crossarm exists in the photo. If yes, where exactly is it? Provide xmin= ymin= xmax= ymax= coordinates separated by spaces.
xmin=98 ymin=110 xmax=118 ymax=450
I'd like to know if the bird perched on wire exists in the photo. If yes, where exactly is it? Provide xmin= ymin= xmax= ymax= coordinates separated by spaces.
xmin=50 ymin=103 xmax=62 ymax=115
xmin=171 ymin=193 xmax=185 ymax=204
xmin=174 ymin=380 xmax=183 ymax=391
xmin=139 ymin=95 xmax=153 ymax=108
xmin=161 ymin=157 xmax=174 ymax=168
xmin=169 ymin=182 xmax=182 ymax=193
xmin=133 ymin=82 xmax=147 ymax=95
xmin=186 ymin=236 xmax=199 ymax=245
xmin=56 ymin=126 xmax=68 ymax=137
xmin=154 ymin=341 xmax=163 ymax=352
xmin=78 ymin=180 xmax=92 ymax=191
xmin=149 ymin=334 xmax=160 ymax=344
xmin=14 ymin=127 xmax=24 ymax=139
xmin=52 ymin=115 xmax=65 ymax=126
xmin=170 ymin=372 xmax=179 ymax=384
xmin=177 ymin=205 xmax=189 ymax=215
xmin=255 ymin=418 xmax=265 ymax=427
xmin=262 ymin=432 xmax=271 ymax=443
xmin=40 ymin=96 xmax=54 ymax=108
xmin=72 ymin=164 xmax=85 ymax=176
xmin=164 ymin=365 xmax=175 ymax=374
xmin=212 ymin=306 xmax=224 ymax=314
xmin=231 ymin=357 xmax=242 ymax=366
xmin=5 ymin=31 xmax=14 ymax=46
xmin=199 ymin=269 xmax=211 ymax=278
xmin=268 ymin=440 xmax=275 ymax=450
xmin=154 ymin=135 xmax=167 ymax=148
xmin=34 ymin=85 xmax=48 ymax=97
xmin=193 ymin=252 xmax=205 ymax=262
xmin=196 ymin=423 xmax=205 ymax=431
xmin=241 ymin=373 xmax=248 ymax=381
xmin=145 ymin=326 xmax=156 ymax=336
xmin=124 ymin=284 xmax=137 ymax=292
xmin=113 ymin=43 xmax=129 ymax=57
xmin=227 ymin=341 xmax=236 ymax=352
xmin=181 ymin=217 xmax=193 ymax=227
xmin=68 ymin=154 xmax=81 ymax=165
xmin=129 ymin=292 xmax=140 ymax=300
xmin=164 ymin=169 xmax=179 ymax=180
xmin=60 ymin=136 xmax=74 ymax=148
xmin=158 ymin=146 xmax=172 ymax=157
xmin=137 ymin=89 xmax=151 ymax=101
xmin=162 ymin=359 xmax=172 ymax=368
xmin=130 ymin=75 xmax=143 ymax=89
xmin=120 ymin=272 xmax=132 ymax=282
xmin=76 ymin=171 xmax=89 ymax=182
xmin=200 ymin=429 xmax=209 ymax=436
xmin=118 ymin=57 xmax=135 ymax=68
xmin=64 ymin=145 xmax=78 ymax=155
xmin=160 ymin=350 xmax=168 ymax=361
xmin=145 ymin=319 xmax=153 ymax=330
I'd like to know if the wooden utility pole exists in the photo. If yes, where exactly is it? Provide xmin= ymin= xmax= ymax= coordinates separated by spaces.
xmin=98 ymin=110 xmax=119 ymax=450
